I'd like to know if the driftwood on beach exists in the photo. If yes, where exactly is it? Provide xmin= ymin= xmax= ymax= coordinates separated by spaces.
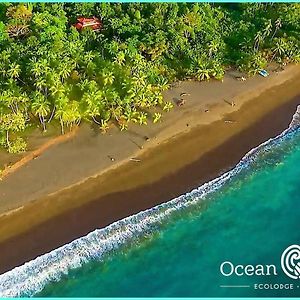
xmin=130 ymin=158 xmax=141 ymax=162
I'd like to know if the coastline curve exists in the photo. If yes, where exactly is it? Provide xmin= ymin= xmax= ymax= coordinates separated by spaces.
xmin=0 ymin=106 xmax=300 ymax=297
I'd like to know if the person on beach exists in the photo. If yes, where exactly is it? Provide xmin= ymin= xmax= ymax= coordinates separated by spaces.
xmin=177 ymin=98 xmax=186 ymax=106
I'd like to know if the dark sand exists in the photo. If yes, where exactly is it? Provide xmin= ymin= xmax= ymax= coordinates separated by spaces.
xmin=0 ymin=85 xmax=299 ymax=274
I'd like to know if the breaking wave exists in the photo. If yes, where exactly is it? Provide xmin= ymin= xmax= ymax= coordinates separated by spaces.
xmin=1 ymin=106 xmax=300 ymax=297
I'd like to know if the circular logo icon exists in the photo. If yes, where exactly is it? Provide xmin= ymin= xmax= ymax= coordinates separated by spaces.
xmin=281 ymin=245 xmax=300 ymax=279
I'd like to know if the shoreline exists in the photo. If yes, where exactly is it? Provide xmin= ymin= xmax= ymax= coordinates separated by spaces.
xmin=1 ymin=65 xmax=300 ymax=214
xmin=0 ymin=67 xmax=300 ymax=274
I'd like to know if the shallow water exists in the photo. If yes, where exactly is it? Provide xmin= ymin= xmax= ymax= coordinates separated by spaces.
xmin=36 ymin=127 xmax=300 ymax=297
xmin=1 ymin=108 xmax=300 ymax=297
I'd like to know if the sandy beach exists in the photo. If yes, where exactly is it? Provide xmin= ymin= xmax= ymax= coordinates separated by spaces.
xmin=0 ymin=65 xmax=300 ymax=274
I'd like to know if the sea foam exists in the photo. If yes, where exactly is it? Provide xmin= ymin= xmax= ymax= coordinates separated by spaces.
xmin=0 ymin=106 xmax=300 ymax=297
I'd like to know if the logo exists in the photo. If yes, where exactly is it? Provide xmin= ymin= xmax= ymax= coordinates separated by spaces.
xmin=219 ymin=244 xmax=300 ymax=292
xmin=281 ymin=245 xmax=300 ymax=280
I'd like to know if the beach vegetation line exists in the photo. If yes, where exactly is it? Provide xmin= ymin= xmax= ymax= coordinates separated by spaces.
xmin=0 ymin=3 xmax=299 ymax=153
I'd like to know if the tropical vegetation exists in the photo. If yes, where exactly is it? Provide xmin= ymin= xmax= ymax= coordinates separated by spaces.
xmin=0 ymin=3 xmax=299 ymax=153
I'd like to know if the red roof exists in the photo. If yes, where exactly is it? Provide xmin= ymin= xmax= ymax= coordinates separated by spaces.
xmin=73 ymin=17 xmax=102 ymax=32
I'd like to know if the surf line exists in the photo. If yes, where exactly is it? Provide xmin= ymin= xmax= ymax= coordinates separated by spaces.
xmin=0 ymin=106 xmax=300 ymax=298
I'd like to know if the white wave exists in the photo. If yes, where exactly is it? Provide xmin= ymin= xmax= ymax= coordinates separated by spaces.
xmin=0 ymin=106 xmax=300 ymax=297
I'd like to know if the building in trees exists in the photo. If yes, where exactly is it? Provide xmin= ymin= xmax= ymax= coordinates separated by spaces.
xmin=73 ymin=17 xmax=102 ymax=32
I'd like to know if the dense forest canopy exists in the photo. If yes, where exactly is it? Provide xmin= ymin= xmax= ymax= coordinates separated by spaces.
xmin=0 ymin=3 xmax=299 ymax=153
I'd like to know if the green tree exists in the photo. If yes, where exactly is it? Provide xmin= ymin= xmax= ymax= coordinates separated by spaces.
xmin=31 ymin=91 xmax=50 ymax=131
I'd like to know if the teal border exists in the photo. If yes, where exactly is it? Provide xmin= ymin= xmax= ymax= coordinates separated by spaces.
xmin=1 ymin=298 xmax=300 ymax=300
xmin=2 ymin=0 xmax=300 ymax=2
xmin=1 ymin=298 xmax=299 ymax=300
xmin=0 ymin=1 xmax=299 ymax=300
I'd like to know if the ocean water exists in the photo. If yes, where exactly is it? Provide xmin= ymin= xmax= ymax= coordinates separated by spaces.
xmin=1 ymin=107 xmax=300 ymax=297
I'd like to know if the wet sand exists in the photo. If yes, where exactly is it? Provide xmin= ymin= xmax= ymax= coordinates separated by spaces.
xmin=0 ymin=70 xmax=300 ymax=274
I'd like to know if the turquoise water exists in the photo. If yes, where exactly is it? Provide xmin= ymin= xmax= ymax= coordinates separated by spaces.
xmin=36 ymin=122 xmax=300 ymax=297
xmin=1 ymin=111 xmax=300 ymax=297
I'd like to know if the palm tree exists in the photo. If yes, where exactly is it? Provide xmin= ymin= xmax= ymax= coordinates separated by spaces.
xmin=195 ymin=66 xmax=210 ymax=81
xmin=114 ymin=51 xmax=126 ymax=65
xmin=271 ymin=18 xmax=282 ymax=40
xmin=156 ymin=77 xmax=169 ymax=91
xmin=152 ymin=112 xmax=162 ymax=124
xmin=83 ymin=51 xmax=95 ymax=64
xmin=30 ymin=58 xmax=50 ymax=78
xmin=82 ymin=91 xmax=103 ymax=124
xmin=107 ymin=41 xmax=120 ymax=57
xmin=30 ymin=59 xmax=44 ymax=78
xmin=262 ymin=19 xmax=272 ymax=39
xmin=124 ymin=106 xmax=138 ymax=123
xmin=34 ymin=78 xmax=47 ymax=93
xmin=0 ymin=113 xmax=13 ymax=146
xmin=208 ymin=40 xmax=219 ymax=58
xmin=76 ymin=79 xmax=90 ymax=92
xmin=271 ymin=38 xmax=286 ymax=61
xmin=137 ymin=111 xmax=148 ymax=125
xmin=211 ymin=62 xmax=225 ymax=80
xmin=254 ymin=31 xmax=263 ymax=52
xmin=99 ymin=119 xmax=109 ymax=133
xmin=7 ymin=63 xmax=21 ymax=79
xmin=49 ymin=80 xmax=65 ymax=97
xmin=163 ymin=101 xmax=173 ymax=112
xmin=31 ymin=91 xmax=50 ymax=131
xmin=65 ymin=101 xmax=81 ymax=129
xmin=54 ymin=95 xmax=69 ymax=134
xmin=132 ymin=75 xmax=146 ymax=88
xmin=0 ymin=90 xmax=17 ymax=114
xmin=59 ymin=64 xmax=72 ymax=82
xmin=0 ymin=112 xmax=26 ymax=147
xmin=103 ymin=71 xmax=115 ymax=86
